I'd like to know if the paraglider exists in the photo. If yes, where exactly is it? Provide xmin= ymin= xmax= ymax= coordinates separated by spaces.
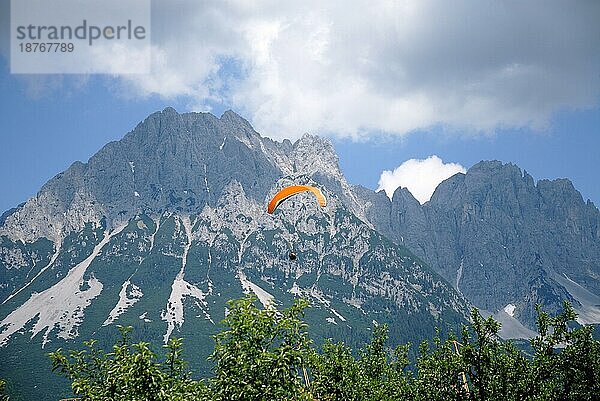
xmin=267 ymin=185 xmax=326 ymax=215
xmin=267 ymin=185 xmax=326 ymax=261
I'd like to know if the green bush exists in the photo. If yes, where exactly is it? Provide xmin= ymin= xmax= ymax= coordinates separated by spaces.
xmin=49 ymin=326 xmax=210 ymax=401
xmin=49 ymin=297 xmax=600 ymax=401
xmin=0 ymin=379 xmax=9 ymax=401
xmin=209 ymin=297 xmax=313 ymax=401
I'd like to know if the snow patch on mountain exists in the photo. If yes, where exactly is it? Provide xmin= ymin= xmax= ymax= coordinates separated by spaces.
xmin=161 ymin=273 xmax=209 ymax=343
xmin=308 ymin=287 xmax=346 ymax=322
xmin=180 ymin=215 xmax=194 ymax=269
xmin=2 ymin=244 xmax=61 ymax=305
xmin=238 ymin=270 xmax=274 ymax=308
xmin=289 ymin=282 xmax=302 ymax=297
xmin=234 ymin=133 xmax=255 ymax=149
xmin=456 ymin=259 xmax=464 ymax=295
xmin=103 ymin=278 xmax=143 ymax=326
xmin=503 ymin=303 xmax=516 ymax=317
xmin=162 ymin=215 xmax=212 ymax=343
xmin=330 ymin=307 xmax=346 ymax=322
xmin=148 ymin=216 xmax=161 ymax=253
xmin=139 ymin=312 xmax=152 ymax=323
xmin=0 ymin=225 xmax=125 ymax=348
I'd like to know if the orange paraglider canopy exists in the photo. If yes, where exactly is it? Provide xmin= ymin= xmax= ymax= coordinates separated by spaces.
xmin=267 ymin=185 xmax=326 ymax=214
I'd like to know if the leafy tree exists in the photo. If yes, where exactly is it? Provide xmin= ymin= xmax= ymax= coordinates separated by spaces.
xmin=412 ymin=330 xmax=469 ymax=401
xmin=0 ymin=379 xmax=9 ymax=401
xmin=455 ymin=310 xmax=532 ymax=401
xmin=415 ymin=304 xmax=600 ymax=401
xmin=528 ymin=301 xmax=600 ymax=400
xmin=209 ymin=296 xmax=314 ymax=401
xmin=49 ymin=326 xmax=210 ymax=401
xmin=47 ymin=298 xmax=600 ymax=401
xmin=311 ymin=324 xmax=411 ymax=400
xmin=310 ymin=339 xmax=362 ymax=400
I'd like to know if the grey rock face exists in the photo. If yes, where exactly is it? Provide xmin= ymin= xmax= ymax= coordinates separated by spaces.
xmin=360 ymin=160 xmax=600 ymax=328
xmin=0 ymin=109 xmax=369 ymax=244
xmin=2 ymin=106 xmax=597 ymax=342
xmin=0 ymin=109 xmax=286 ymax=243
xmin=0 ymin=107 xmax=468 ymax=341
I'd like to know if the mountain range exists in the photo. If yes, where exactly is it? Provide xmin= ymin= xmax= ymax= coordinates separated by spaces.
xmin=0 ymin=108 xmax=598 ymax=400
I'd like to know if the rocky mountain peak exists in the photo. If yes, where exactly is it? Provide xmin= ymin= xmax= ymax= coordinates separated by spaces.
xmin=2 ymin=107 xmax=598 ymax=341
xmin=219 ymin=110 xmax=255 ymax=131
xmin=0 ymin=109 xmax=370 ymax=245
xmin=369 ymin=158 xmax=600 ymax=331
xmin=160 ymin=106 xmax=178 ymax=116
xmin=291 ymin=134 xmax=340 ymax=177
xmin=391 ymin=187 xmax=420 ymax=206
xmin=428 ymin=172 xmax=465 ymax=206
xmin=0 ymin=109 xmax=286 ymax=244
xmin=465 ymin=160 xmax=529 ymax=184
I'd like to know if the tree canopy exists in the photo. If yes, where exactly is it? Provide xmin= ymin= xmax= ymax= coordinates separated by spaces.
xmin=45 ymin=297 xmax=599 ymax=401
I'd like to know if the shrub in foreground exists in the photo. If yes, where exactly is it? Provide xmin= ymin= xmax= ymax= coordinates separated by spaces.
xmin=49 ymin=297 xmax=600 ymax=401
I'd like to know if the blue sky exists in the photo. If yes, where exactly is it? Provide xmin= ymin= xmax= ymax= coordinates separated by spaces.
xmin=0 ymin=1 xmax=599 ymax=212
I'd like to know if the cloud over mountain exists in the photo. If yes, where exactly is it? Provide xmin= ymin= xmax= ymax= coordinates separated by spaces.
xmin=377 ymin=155 xmax=466 ymax=203
xmin=117 ymin=1 xmax=600 ymax=139
xmin=4 ymin=0 xmax=599 ymax=139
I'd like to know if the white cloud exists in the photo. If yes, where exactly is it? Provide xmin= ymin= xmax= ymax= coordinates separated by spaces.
xmin=377 ymin=156 xmax=466 ymax=203
xmin=9 ymin=0 xmax=600 ymax=139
